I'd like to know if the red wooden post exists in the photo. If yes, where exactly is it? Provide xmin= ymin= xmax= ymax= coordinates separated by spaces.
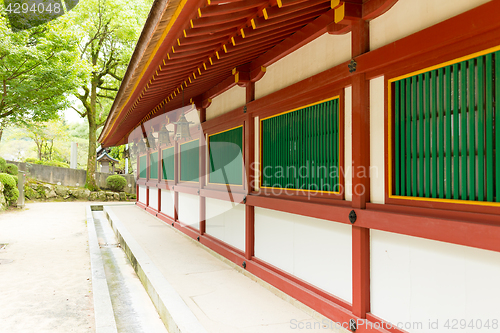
xmin=158 ymin=139 xmax=162 ymax=213
xmin=173 ymin=122 xmax=179 ymax=222
xmin=146 ymin=151 xmax=150 ymax=207
xmin=351 ymin=18 xmax=371 ymax=319
xmin=199 ymin=107 xmax=207 ymax=235
xmin=245 ymin=82 xmax=256 ymax=260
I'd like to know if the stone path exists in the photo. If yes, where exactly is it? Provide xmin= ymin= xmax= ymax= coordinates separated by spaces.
xmin=0 ymin=202 xmax=95 ymax=333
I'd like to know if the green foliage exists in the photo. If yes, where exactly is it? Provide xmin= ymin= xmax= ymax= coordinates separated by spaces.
xmin=106 ymin=175 xmax=127 ymax=192
xmin=0 ymin=173 xmax=18 ymax=205
xmin=0 ymin=14 xmax=86 ymax=127
xmin=0 ymin=156 xmax=6 ymax=172
xmin=5 ymin=163 xmax=18 ymax=175
xmin=25 ymin=158 xmax=70 ymax=168
xmin=69 ymin=0 xmax=152 ymax=190
xmin=12 ymin=175 xmax=18 ymax=186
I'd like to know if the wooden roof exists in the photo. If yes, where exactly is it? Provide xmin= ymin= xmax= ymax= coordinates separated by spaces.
xmin=99 ymin=0 xmax=397 ymax=147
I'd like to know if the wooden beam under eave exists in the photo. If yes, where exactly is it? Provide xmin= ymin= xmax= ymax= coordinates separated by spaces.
xmin=263 ymin=0 xmax=329 ymax=20
xmin=251 ymin=5 xmax=330 ymax=30
xmin=362 ymin=0 xmax=398 ymax=21
xmin=191 ymin=9 xmax=258 ymax=28
xmin=241 ymin=18 xmax=311 ymax=40
xmin=278 ymin=0 xmax=310 ymax=8
xmin=170 ymin=42 xmax=221 ymax=55
xmin=327 ymin=22 xmax=350 ymax=35
xmin=198 ymin=0 xmax=266 ymax=17
xmin=250 ymin=9 xmax=333 ymax=71
xmin=334 ymin=2 xmax=362 ymax=24
xmin=178 ymin=28 xmax=237 ymax=45
xmin=184 ymin=20 xmax=247 ymax=37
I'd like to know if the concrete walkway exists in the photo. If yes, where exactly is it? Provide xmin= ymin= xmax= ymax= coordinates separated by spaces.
xmin=105 ymin=205 xmax=345 ymax=333
xmin=0 ymin=202 xmax=95 ymax=333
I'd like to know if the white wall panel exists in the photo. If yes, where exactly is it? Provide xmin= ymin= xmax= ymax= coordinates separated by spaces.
xmin=160 ymin=189 xmax=175 ymax=218
xmin=205 ymin=198 xmax=245 ymax=251
xmin=370 ymin=0 xmax=491 ymax=50
xmin=148 ymin=188 xmax=158 ymax=210
xmin=255 ymin=32 xmax=351 ymax=99
xmin=178 ymin=193 xmax=200 ymax=230
xmin=255 ymin=208 xmax=352 ymax=303
xmin=138 ymin=185 xmax=147 ymax=204
xmin=206 ymin=85 xmax=246 ymax=120
xmin=370 ymin=77 xmax=385 ymax=204
xmin=344 ymin=87 xmax=352 ymax=201
xmin=371 ymin=230 xmax=500 ymax=332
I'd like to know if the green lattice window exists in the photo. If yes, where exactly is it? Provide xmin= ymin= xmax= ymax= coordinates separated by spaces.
xmin=150 ymin=152 xmax=158 ymax=179
xmin=162 ymin=147 xmax=175 ymax=180
xmin=261 ymin=97 xmax=341 ymax=192
xmin=139 ymin=155 xmax=147 ymax=178
xmin=209 ymin=126 xmax=243 ymax=185
xmin=390 ymin=49 xmax=500 ymax=203
xmin=180 ymin=139 xmax=199 ymax=182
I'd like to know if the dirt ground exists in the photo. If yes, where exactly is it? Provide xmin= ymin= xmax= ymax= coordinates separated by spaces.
xmin=0 ymin=202 xmax=95 ymax=333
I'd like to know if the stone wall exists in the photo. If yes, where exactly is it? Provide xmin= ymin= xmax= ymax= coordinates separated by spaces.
xmin=7 ymin=161 xmax=136 ymax=194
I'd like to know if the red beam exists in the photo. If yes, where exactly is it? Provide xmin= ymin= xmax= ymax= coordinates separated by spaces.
xmin=250 ymin=6 xmax=329 ymax=29
xmin=190 ymin=9 xmax=258 ymax=28
xmin=362 ymin=0 xmax=398 ymax=21
xmin=263 ymin=0 xmax=330 ymax=20
xmin=184 ymin=20 xmax=248 ymax=37
xmin=198 ymin=0 xmax=266 ymax=17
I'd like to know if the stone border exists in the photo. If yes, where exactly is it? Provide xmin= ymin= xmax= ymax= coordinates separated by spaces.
xmin=86 ymin=206 xmax=118 ymax=333
xmin=104 ymin=206 xmax=208 ymax=333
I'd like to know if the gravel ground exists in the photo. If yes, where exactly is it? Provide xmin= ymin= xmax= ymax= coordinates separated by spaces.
xmin=0 ymin=202 xmax=95 ymax=333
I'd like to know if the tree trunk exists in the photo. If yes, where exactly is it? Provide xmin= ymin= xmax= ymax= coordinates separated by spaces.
xmin=85 ymin=78 xmax=99 ymax=191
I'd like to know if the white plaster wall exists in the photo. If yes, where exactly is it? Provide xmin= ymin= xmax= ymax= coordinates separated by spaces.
xmin=371 ymin=230 xmax=500 ymax=332
xmin=160 ymin=189 xmax=175 ymax=218
xmin=178 ymin=192 xmax=200 ymax=230
xmin=138 ymin=185 xmax=147 ymax=204
xmin=148 ymin=188 xmax=158 ymax=210
xmin=205 ymin=198 xmax=245 ymax=251
xmin=255 ymin=207 xmax=352 ymax=303
xmin=206 ymin=85 xmax=246 ymax=120
xmin=344 ymin=87 xmax=352 ymax=201
xmin=255 ymin=32 xmax=351 ymax=99
xmin=369 ymin=77 xmax=385 ymax=204
xmin=370 ymin=0 xmax=491 ymax=50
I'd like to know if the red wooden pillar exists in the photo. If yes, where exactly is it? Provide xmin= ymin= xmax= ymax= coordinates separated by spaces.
xmin=158 ymin=138 xmax=162 ymax=213
xmin=245 ymin=82 xmax=256 ymax=260
xmin=199 ymin=107 xmax=207 ymax=235
xmin=136 ymin=150 xmax=140 ymax=204
xmin=173 ymin=122 xmax=179 ymax=222
xmin=146 ymin=150 xmax=150 ymax=207
xmin=351 ymin=19 xmax=371 ymax=319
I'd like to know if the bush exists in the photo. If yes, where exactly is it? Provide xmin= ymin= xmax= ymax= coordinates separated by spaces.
xmin=0 ymin=157 xmax=6 ymax=173
xmin=25 ymin=159 xmax=70 ymax=168
xmin=106 ymin=175 xmax=127 ymax=192
xmin=5 ymin=163 xmax=18 ymax=175
xmin=0 ymin=173 xmax=19 ymax=205
xmin=12 ymin=175 xmax=18 ymax=185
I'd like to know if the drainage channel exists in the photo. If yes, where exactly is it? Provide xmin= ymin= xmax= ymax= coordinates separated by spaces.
xmin=92 ymin=211 xmax=168 ymax=333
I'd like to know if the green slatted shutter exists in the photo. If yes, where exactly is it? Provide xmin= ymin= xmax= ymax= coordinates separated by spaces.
xmin=180 ymin=139 xmax=199 ymax=182
xmin=150 ymin=152 xmax=158 ymax=179
xmin=139 ymin=155 xmax=147 ymax=178
xmin=261 ymin=97 xmax=340 ymax=193
xmin=209 ymin=126 xmax=243 ymax=185
xmin=391 ymin=50 xmax=500 ymax=203
xmin=162 ymin=147 xmax=175 ymax=180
